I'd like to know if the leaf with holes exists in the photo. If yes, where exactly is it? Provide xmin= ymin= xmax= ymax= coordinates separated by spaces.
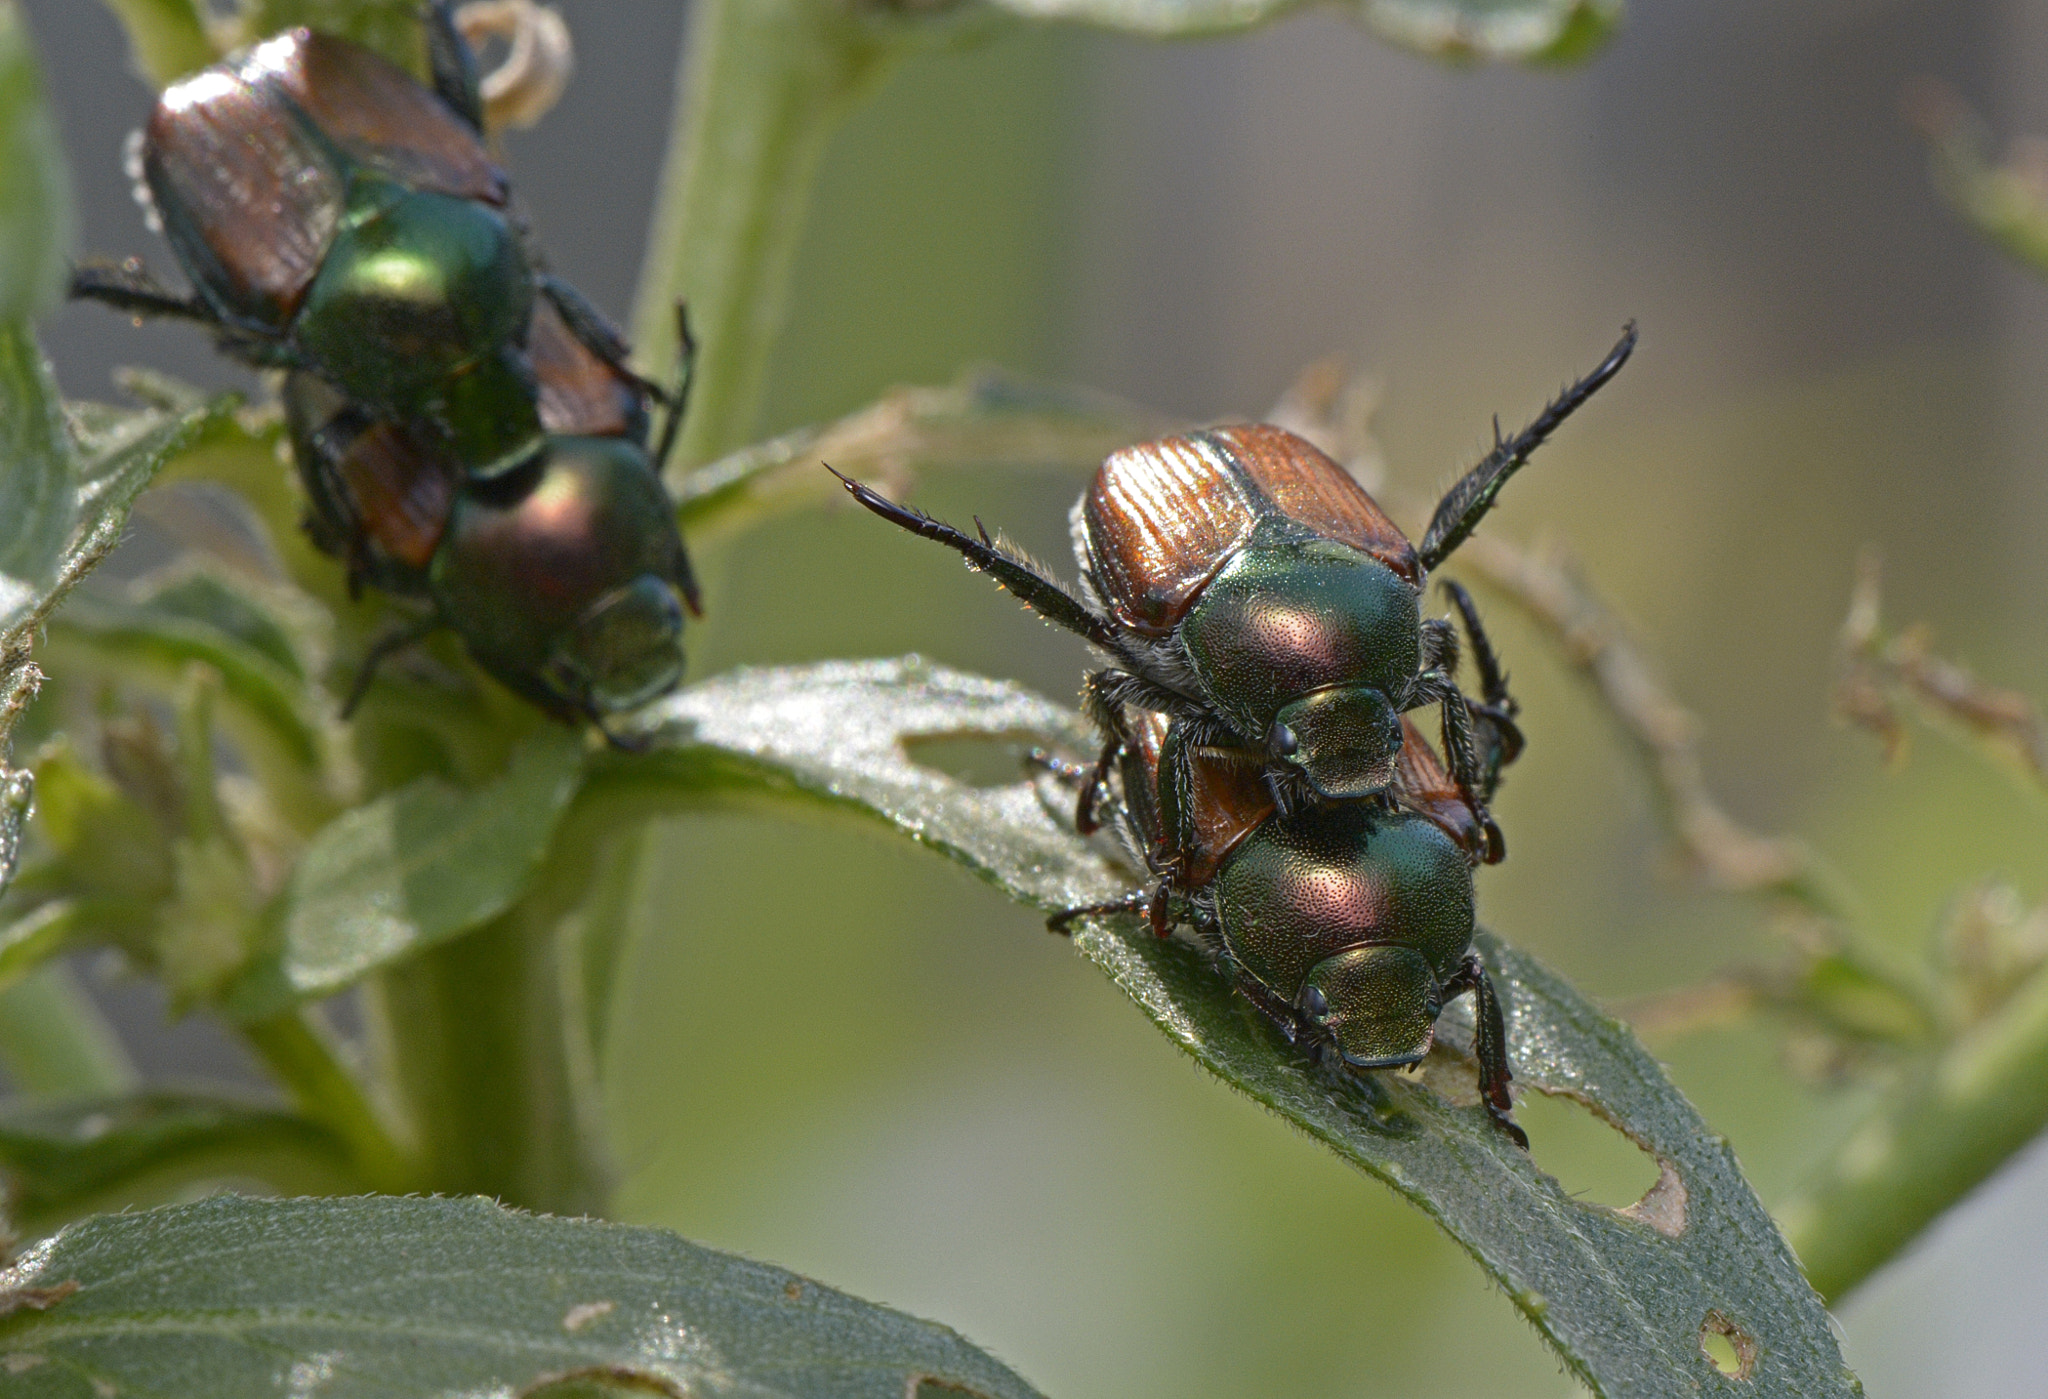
xmin=0 ymin=1194 xmax=1045 ymax=1399
xmin=974 ymin=0 xmax=1619 ymax=60
xmin=608 ymin=658 xmax=1859 ymax=1399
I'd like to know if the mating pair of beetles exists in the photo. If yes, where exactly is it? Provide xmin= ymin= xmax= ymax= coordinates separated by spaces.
xmin=836 ymin=327 xmax=1635 ymax=1148
xmin=79 ymin=0 xmax=1635 ymax=1147
xmin=73 ymin=2 xmax=699 ymax=730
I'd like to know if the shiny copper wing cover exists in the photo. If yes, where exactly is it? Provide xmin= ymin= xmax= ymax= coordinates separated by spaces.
xmin=1080 ymin=423 xmax=1418 ymax=637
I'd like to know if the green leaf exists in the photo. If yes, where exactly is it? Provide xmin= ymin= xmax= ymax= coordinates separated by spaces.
xmin=224 ymin=728 xmax=590 ymax=1018
xmin=974 ymin=0 xmax=1620 ymax=58
xmin=96 ymin=0 xmax=216 ymax=86
xmin=0 ymin=326 xmax=75 ymax=635
xmin=48 ymin=563 xmax=340 ymax=825
xmin=0 ymin=1195 xmax=1045 ymax=1399
xmin=0 ymin=3 xmax=73 ymax=321
xmin=1 ymin=393 xmax=233 ymax=655
xmin=0 ymin=1092 xmax=356 ymax=1235
xmin=612 ymin=658 xmax=1857 ymax=1399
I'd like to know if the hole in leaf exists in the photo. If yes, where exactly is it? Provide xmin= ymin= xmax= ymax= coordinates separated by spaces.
xmin=911 ymin=1380 xmax=1001 ymax=1399
xmin=1517 ymin=1090 xmax=1664 ymax=1211
xmin=520 ymin=1367 xmax=686 ymax=1398
xmin=1698 ymin=1311 xmax=1757 ymax=1379
xmin=901 ymin=732 xmax=1043 ymax=788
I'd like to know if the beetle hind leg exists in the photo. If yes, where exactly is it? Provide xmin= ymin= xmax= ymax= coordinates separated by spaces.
xmin=1442 ymin=579 xmax=1525 ymax=799
xmin=70 ymin=259 xmax=214 ymax=325
xmin=425 ymin=0 xmax=487 ymax=131
xmin=1442 ymin=953 xmax=1527 ymax=1150
xmin=1047 ymin=880 xmax=1169 ymax=938
xmin=1417 ymin=323 xmax=1637 ymax=572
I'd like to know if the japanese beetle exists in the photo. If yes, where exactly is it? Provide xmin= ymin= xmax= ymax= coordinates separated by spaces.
xmin=72 ymin=3 xmax=633 ymax=474
xmin=833 ymin=325 xmax=1632 ymax=851
xmin=1046 ymin=710 xmax=1525 ymax=1147
xmin=289 ymin=303 xmax=701 ymax=729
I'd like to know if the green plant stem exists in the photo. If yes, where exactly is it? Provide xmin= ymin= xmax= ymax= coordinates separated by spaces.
xmin=630 ymin=0 xmax=916 ymax=469
xmin=241 ymin=1008 xmax=416 ymax=1193
xmin=0 ymin=961 xmax=137 ymax=1096
xmin=1782 ymin=958 xmax=2048 ymax=1301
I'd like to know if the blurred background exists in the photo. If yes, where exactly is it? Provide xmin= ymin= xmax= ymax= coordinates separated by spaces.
xmin=22 ymin=0 xmax=2048 ymax=1393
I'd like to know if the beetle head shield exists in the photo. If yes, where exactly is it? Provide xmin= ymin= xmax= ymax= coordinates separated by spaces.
xmin=1269 ymin=685 xmax=1404 ymax=798
xmin=1299 ymin=944 xmax=1440 ymax=1068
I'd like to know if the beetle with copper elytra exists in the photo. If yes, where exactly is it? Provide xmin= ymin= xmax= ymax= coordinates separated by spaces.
xmin=833 ymin=325 xmax=1634 ymax=849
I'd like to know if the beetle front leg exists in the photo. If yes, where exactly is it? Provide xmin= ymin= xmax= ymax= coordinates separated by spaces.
xmin=1442 ymin=580 xmax=1525 ymax=799
xmin=1414 ymin=669 xmax=1505 ymax=864
xmin=1442 ymin=953 xmax=1527 ymax=1150
xmin=1047 ymin=878 xmax=1170 ymax=937
xmin=1076 ymin=671 xmax=1133 ymax=836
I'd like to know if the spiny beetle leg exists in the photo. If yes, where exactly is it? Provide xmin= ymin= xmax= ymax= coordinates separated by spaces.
xmin=1444 ymin=952 xmax=1527 ymax=1149
xmin=1418 ymin=322 xmax=1637 ymax=573
xmin=1047 ymin=887 xmax=1153 ymax=937
xmin=425 ymin=0 xmax=486 ymax=132
xmin=70 ymin=259 xmax=215 ymax=325
xmin=1024 ymin=747 xmax=1092 ymax=786
xmin=826 ymin=467 xmax=1132 ymax=659
xmin=1442 ymin=580 xmax=1511 ymax=711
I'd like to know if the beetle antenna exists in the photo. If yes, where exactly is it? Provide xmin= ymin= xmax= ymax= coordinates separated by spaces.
xmin=826 ymin=466 xmax=1135 ymax=659
xmin=1417 ymin=322 xmax=1637 ymax=573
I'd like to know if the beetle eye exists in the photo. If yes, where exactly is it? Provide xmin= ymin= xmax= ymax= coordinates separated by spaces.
xmin=1300 ymin=984 xmax=1330 ymax=1021
xmin=1268 ymin=721 xmax=1299 ymax=758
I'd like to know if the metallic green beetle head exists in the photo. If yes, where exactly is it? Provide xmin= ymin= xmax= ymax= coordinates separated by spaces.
xmin=1296 ymin=944 xmax=1441 ymax=1068
xmin=297 ymin=183 xmax=535 ymax=429
xmin=1213 ymin=806 xmax=1474 ymax=1066
xmin=546 ymin=575 xmax=688 ymax=714
xmin=431 ymin=436 xmax=690 ymax=719
xmin=1181 ymin=532 xmax=1420 ymax=799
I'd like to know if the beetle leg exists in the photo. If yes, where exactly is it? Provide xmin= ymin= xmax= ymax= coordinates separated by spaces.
xmin=1024 ymin=747 xmax=1092 ymax=786
xmin=1443 ymin=953 xmax=1527 ymax=1149
xmin=1227 ymin=968 xmax=1305 ymax=1047
xmin=649 ymin=302 xmax=697 ymax=471
xmin=1418 ymin=323 xmax=1637 ymax=573
xmin=339 ymin=615 xmax=442 ymax=719
xmin=1076 ymin=672 xmax=1134 ymax=835
xmin=425 ymin=0 xmax=487 ymax=132
xmin=829 ymin=467 xmax=1136 ymax=660
xmin=1419 ymin=615 xmax=1459 ymax=676
xmin=1415 ymin=669 xmax=1505 ymax=864
xmin=1047 ymin=884 xmax=1156 ymax=937
xmin=70 ymin=259 xmax=215 ymax=326
xmin=1442 ymin=580 xmax=1525 ymax=798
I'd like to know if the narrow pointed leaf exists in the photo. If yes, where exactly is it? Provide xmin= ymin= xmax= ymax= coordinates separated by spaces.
xmin=0 ymin=1092 xmax=356 ymax=1234
xmin=223 ymin=728 xmax=589 ymax=1018
xmin=612 ymin=659 xmax=1856 ymax=1399
xmin=0 ymin=2 xmax=72 ymax=321
xmin=0 ymin=1195 xmax=1045 ymax=1399
xmin=0 ymin=327 xmax=74 ymax=633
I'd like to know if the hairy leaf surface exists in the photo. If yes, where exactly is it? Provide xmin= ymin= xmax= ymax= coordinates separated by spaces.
xmin=0 ymin=1194 xmax=1045 ymax=1399
xmin=618 ymin=658 xmax=1858 ymax=1399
